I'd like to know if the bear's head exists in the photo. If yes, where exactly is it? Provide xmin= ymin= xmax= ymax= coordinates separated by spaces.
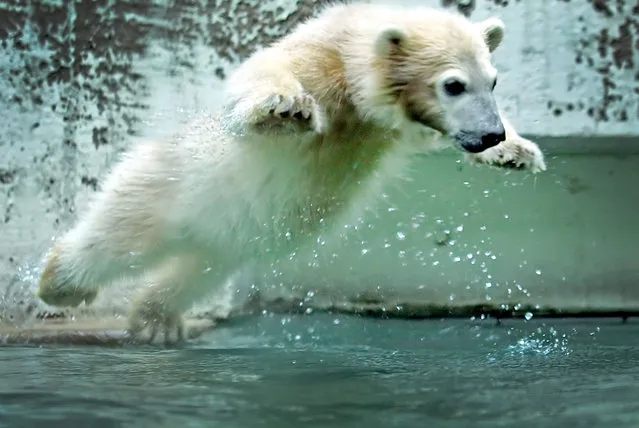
xmin=367 ymin=10 xmax=507 ymax=153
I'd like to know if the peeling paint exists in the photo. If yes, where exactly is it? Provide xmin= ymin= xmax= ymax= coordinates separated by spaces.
xmin=0 ymin=169 xmax=17 ymax=185
xmin=568 ymin=0 xmax=638 ymax=123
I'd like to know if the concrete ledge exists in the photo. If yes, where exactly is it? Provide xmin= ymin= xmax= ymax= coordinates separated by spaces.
xmin=515 ymin=136 xmax=639 ymax=156
xmin=411 ymin=136 xmax=639 ymax=157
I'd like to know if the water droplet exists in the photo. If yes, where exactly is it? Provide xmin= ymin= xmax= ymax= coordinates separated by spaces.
xmin=525 ymin=312 xmax=533 ymax=321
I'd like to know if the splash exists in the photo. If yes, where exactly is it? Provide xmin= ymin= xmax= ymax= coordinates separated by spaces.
xmin=506 ymin=325 xmax=573 ymax=357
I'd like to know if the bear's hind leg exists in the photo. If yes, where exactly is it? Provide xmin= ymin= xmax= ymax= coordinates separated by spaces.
xmin=37 ymin=218 xmax=169 ymax=309
xmin=38 ymin=141 xmax=178 ymax=308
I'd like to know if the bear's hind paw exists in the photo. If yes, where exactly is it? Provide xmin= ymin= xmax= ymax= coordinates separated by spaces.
xmin=37 ymin=250 xmax=99 ymax=307
xmin=38 ymin=285 xmax=98 ymax=308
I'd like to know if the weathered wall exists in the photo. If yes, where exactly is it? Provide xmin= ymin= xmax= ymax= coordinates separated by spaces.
xmin=0 ymin=0 xmax=638 ymax=324
xmin=262 ymin=151 xmax=639 ymax=316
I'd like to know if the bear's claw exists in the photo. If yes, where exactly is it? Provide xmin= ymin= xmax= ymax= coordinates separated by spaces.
xmin=127 ymin=301 xmax=186 ymax=346
xmin=253 ymin=92 xmax=321 ymax=133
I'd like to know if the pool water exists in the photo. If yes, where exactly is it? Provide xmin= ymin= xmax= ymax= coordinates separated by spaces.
xmin=1 ymin=314 xmax=638 ymax=427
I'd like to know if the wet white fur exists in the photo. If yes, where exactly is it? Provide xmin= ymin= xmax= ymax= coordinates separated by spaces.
xmin=37 ymin=2 xmax=546 ymax=343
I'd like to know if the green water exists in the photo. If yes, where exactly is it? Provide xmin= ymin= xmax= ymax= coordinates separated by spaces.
xmin=1 ymin=314 xmax=638 ymax=427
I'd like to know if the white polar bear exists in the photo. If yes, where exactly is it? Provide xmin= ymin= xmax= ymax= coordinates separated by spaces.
xmin=37 ymin=2 xmax=546 ymax=344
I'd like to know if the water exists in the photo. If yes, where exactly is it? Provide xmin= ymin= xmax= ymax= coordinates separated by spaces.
xmin=1 ymin=314 xmax=638 ymax=427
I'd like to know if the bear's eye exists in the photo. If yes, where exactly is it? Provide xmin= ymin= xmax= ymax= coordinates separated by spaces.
xmin=443 ymin=79 xmax=466 ymax=96
xmin=491 ymin=78 xmax=497 ymax=91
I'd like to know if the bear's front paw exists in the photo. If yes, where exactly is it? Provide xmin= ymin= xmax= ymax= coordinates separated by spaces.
xmin=254 ymin=92 xmax=322 ymax=134
xmin=127 ymin=299 xmax=187 ymax=346
xmin=467 ymin=137 xmax=546 ymax=173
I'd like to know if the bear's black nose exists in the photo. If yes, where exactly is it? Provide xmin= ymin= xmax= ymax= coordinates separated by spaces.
xmin=481 ymin=131 xmax=506 ymax=150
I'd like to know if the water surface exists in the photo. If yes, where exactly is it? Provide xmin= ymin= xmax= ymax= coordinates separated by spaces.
xmin=1 ymin=314 xmax=637 ymax=427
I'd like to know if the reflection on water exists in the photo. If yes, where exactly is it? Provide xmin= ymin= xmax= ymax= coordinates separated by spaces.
xmin=0 ymin=314 xmax=638 ymax=427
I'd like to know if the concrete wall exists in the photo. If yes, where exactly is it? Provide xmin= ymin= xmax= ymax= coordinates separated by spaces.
xmin=0 ymin=0 xmax=638 ymax=324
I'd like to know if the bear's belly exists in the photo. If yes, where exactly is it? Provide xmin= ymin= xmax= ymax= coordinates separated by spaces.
xmin=174 ymin=123 xmax=400 ymax=264
xmin=187 ymin=182 xmax=360 ymax=265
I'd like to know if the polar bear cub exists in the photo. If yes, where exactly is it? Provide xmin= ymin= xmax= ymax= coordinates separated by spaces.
xmin=37 ymin=3 xmax=546 ymax=344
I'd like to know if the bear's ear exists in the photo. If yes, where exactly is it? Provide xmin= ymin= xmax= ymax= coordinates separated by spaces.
xmin=477 ymin=17 xmax=504 ymax=52
xmin=374 ymin=26 xmax=408 ymax=57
